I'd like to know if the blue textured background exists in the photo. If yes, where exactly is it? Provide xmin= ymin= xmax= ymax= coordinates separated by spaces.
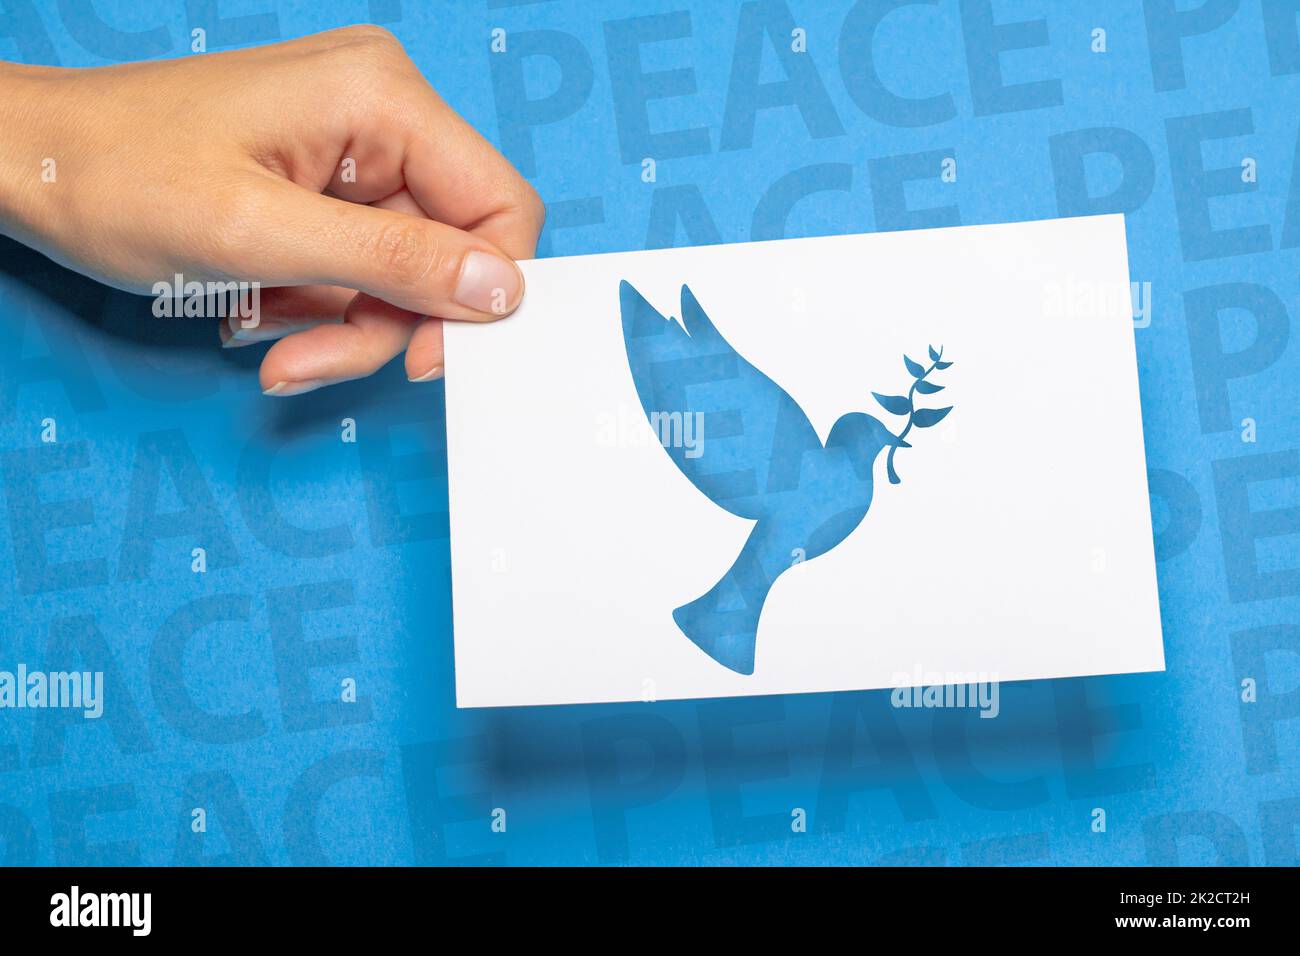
xmin=1 ymin=0 xmax=1298 ymax=865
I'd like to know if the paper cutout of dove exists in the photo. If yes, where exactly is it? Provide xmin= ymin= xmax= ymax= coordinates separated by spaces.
xmin=619 ymin=280 xmax=952 ymax=675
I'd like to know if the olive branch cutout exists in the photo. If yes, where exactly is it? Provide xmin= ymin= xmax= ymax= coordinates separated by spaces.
xmin=872 ymin=345 xmax=954 ymax=485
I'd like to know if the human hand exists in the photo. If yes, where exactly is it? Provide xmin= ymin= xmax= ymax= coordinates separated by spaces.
xmin=0 ymin=26 xmax=544 ymax=394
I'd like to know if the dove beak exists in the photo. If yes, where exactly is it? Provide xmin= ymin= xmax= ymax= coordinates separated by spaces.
xmin=892 ymin=436 xmax=911 ymax=449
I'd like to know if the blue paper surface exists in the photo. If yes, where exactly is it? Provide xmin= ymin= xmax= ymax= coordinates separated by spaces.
xmin=0 ymin=0 xmax=1297 ymax=865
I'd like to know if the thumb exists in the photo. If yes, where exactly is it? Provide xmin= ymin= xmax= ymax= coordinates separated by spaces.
xmin=234 ymin=177 xmax=525 ymax=321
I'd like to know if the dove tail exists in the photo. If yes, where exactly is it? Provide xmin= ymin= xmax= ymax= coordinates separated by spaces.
xmin=672 ymin=528 xmax=775 ymax=676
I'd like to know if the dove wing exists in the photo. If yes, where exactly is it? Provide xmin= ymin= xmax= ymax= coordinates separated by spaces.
xmin=619 ymin=280 xmax=822 ymax=520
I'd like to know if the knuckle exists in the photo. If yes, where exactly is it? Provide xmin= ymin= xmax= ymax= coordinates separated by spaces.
xmin=337 ymin=24 xmax=403 ymax=50
xmin=329 ymin=25 xmax=412 ymax=97
xmin=368 ymin=220 xmax=435 ymax=286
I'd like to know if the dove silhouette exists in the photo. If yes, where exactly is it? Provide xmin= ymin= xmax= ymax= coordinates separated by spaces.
xmin=619 ymin=280 xmax=913 ymax=676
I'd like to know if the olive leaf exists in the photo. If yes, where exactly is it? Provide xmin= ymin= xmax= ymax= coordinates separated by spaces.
xmin=904 ymin=355 xmax=926 ymax=378
xmin=911 ymin=406 xmax=953 ymax=428
xmin=873 ymin=392 xmax=911 ymax=416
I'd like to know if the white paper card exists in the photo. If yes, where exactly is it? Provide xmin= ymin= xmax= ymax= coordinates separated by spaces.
xmin=444 ymin=214 xmax=1163 ymax=707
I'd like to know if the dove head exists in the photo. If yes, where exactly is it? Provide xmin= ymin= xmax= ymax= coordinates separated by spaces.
xmin=827 ymin=412 xmax=910 ymax=466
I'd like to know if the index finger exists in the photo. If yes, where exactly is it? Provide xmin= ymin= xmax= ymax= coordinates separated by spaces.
xmin=396 ymin=85 xmax=545 ymax=261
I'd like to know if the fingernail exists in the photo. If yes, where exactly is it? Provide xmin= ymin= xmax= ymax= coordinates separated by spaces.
xmin=454 ymin=250 xmax=522 ymax=316
xmin=263 ymin=379 xmax=328 ymax=397
xmin=409 ymin=365 xmax=443 ymax=383
xmin=225 ymin=319 xmax=307 ymax=348
xmin=231 ymin=326 xmax=274 ymax=344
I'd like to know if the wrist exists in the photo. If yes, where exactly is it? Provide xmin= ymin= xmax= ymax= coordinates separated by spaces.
xmin=0 ymin=62 xmax=74 ymax=248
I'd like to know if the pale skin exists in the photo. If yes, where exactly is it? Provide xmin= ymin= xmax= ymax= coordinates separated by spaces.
xmin=0 ymin=25 xmax=544 ymax=395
